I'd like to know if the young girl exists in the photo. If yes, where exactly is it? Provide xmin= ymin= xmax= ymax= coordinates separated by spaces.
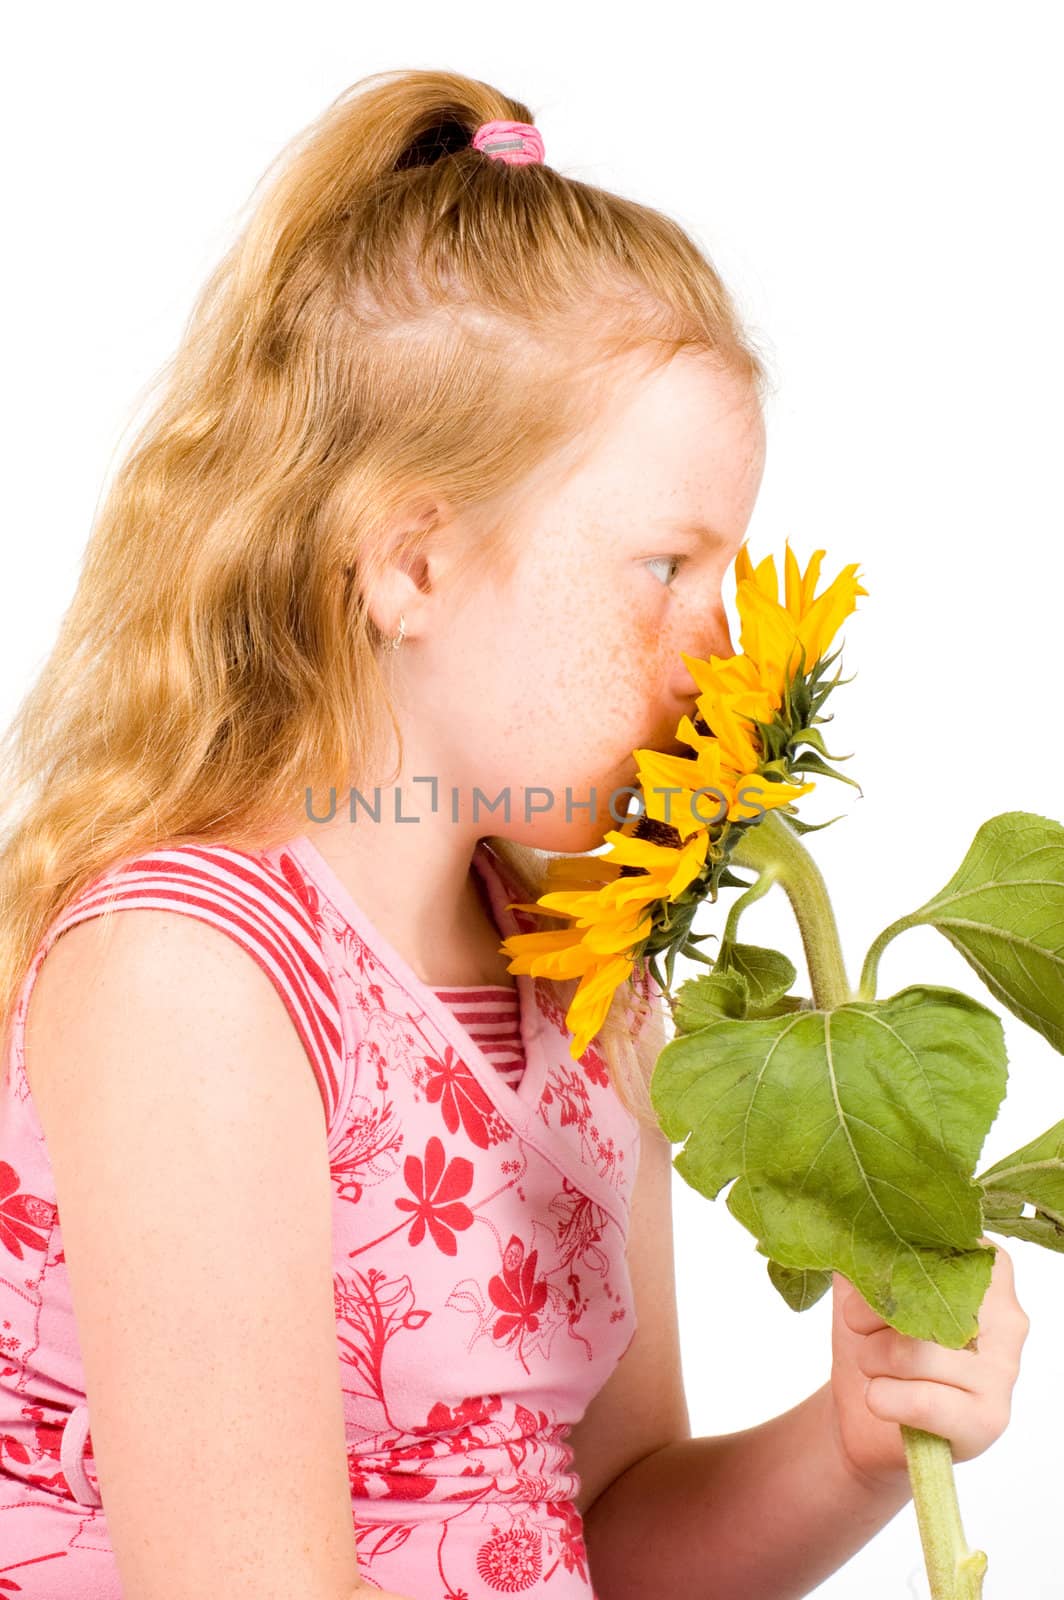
xmin=0 ymin=68 xmax=1027 ymax=1600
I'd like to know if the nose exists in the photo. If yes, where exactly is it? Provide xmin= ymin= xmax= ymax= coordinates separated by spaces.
xmin=672 ymin=609 xmax=735 ymax=700
xmin=707 ymin=599 xmax=736 ymax=660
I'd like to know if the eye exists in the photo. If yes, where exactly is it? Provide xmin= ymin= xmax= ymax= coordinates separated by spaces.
xmin=644 ymin=555 xmax=687 ymax=588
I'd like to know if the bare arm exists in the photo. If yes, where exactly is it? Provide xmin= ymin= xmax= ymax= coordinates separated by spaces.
xmin=25 ymin=909 xmax=419 ymax=1600
xmin=580 ymin=1380 xmax=911 ymax=1600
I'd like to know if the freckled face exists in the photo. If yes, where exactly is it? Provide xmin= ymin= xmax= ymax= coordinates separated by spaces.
xmin=419 ymin=353 xmax=767 ymax=853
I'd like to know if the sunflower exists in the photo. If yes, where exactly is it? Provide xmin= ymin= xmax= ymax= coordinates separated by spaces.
xmin=730 ymin=541 xmax=868 ymax=705
xmin=501 ymin=543 xmax=867 ymax=1060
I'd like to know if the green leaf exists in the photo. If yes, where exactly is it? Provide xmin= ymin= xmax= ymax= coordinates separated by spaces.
xmin=753 ymin=994 xmax=812 ymax=1018
xmin=716 ymin=942 xmax=797 ymax=1013
xmin=673 ymin=969 xmax=749 ymax=1031
xmin=899 ymin=811 xmax=1064 ymax=1053
xmin=765 ymin=1257 xmax=833 ymax=1310
xmin=976 ymin=1117 xmax=1064 ymax=1254
xmin=672 ymin=944 xmax=800 ymax=1031
xmin=650 ymin=983 xmax=1007 ymax=1345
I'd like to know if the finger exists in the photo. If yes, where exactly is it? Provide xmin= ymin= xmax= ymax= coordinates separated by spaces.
xmin=973 ymin=1239 xmax=1031 ymax=1354
xmin=863 ymin=1375 xmax=1007 ymax=1461
xmin=837 ymin=1276 xmax=891 ymax=1337
xmin=856 ymin=1325 xmax=984 ymax=1394
xmin=833 ymin=1274 xmax=889 ymax=1344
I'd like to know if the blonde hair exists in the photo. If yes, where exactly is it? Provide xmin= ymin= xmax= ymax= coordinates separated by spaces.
xmin=0 ymin=67 xmax=770 ymax=1129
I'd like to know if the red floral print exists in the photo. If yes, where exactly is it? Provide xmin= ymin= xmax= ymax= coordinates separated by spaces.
xmin=420 ymin=1391 xmax=504 ymax=1442
xmin=0 ymin=1164 xmax=56 ymax=1261
xmin=548 ymin=1181 xmax=610 ymax=1274
xmin=543 ymin=1499 xmax=591 ymax=1585
xmin=330 ymin=1098 xmax=404 ymax=1204
xmin=334 ymin=1266 xmax=432 ymax=1421
xmin=542 ymin=1066 xmax=592 ymax=1133
xmin=490 ymin=1235 xmax=549 ymax=1346
xmin=424 ymin=1045 xmax=505 ymax=1149
xmin=395 ymin=1135 xmax=475 ymax=1255
xmin=476 ymin=1523 xmax=544 ymax=1591
xmin=580 ymin=1046 xmax=610 ymax=1089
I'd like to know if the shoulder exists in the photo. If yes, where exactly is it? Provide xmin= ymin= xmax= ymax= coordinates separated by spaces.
xmin=25 ymin=839 xmax=344 ymax=1136
xmin=54 ymin=840 xmax=331 ymax=993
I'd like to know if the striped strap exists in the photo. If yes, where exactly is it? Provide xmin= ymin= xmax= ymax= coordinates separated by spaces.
xmin=43 ymin=844 xmax=345 ymax=1137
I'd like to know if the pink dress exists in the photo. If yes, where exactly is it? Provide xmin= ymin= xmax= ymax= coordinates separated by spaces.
xmin=0 ymin=833 xmax=655 ymax=1598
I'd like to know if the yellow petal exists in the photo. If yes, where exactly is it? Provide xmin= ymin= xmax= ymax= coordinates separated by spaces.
xmin=541 ymin=855 xmax=622 ymax=889
xmin=735 ymin=582 xmax=806 ymax=697
xmin=693 ymin=690 xmax=762 ymax=775
xmin=633 ymin=747 xmax=704 ymax=793
xmin=784 ymin=541 xmax=803 ymax=620
xmin=566 ymin=953 xmax=636 ymax=1059
xmin=499 ymin=926 xmax=591 ymax=977
xmin=750 ymin=551 xmax=779 ymax=602
xmin=599 ymin=832 xmax=683 ymax=872
xmin=505 ymin=899 xmax=574 ymax=919
xmin=600 ymin=828 xmax=709 ymax=898
xmin=729 ymin=776 xmax=816 ymax=820
xmin=582 ymin=909 xmax=654 ymax=954
xmin=800 ymin=548 xmax=826 ymax=614
xmin=534 ymin=887 xmax=615 ymax=922
xmin=796 ymin=565 xmax=868 ymax=664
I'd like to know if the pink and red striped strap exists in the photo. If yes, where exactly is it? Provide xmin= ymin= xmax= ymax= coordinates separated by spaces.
xmin=40 ymin=844 xmax=345 ymax=1136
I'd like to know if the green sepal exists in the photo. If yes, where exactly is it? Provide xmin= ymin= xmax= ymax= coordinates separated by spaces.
xmin=787 ymin=749 xmax=865 ymax=794
xmin=716 ymin=866 xmax=758 ymax=890
xmin=780 ymin=812 xmax=847 ymax=837
xmin=787 ymin=723 xmax=851 ymax=763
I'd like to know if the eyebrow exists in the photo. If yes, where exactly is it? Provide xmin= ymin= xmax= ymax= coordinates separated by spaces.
xmin=654 ymin=519 xmax=727 ymax=546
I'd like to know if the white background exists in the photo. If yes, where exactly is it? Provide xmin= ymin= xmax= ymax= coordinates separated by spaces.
xmin=3 ymin=4 xmax=1061 ymax=1595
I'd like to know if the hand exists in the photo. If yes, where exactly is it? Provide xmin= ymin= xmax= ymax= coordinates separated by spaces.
xmin=827 ymin=1235 xmax=1030 ymax=1493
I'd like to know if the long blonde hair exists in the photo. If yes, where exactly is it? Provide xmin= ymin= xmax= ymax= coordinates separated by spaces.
xmin=0 ymin=68 xmax=771 ymax=1129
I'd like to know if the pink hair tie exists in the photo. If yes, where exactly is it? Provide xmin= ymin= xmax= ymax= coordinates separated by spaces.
xmin=471 ymin=119 xmax=546 ymax=167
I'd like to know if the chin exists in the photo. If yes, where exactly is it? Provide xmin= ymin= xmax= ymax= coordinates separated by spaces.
xmin=504 ymin=809 xmax=616 ymax=857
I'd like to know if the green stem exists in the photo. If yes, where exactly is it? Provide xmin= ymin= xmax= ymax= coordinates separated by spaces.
xmin=727 ymin=810 xmax=853 ymax=1007
xmin=719 ymin=859 xmax=781 ymax=952
xmin=725 ymin=809 xmax=986 ymax=1599
xmin=857 ymin=911 xmax=922 ymax=1001
xmin=902 ymin=1429 xmax=987 ymax=1598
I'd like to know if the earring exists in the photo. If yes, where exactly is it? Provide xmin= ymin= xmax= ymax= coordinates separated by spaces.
xmin=390 ymin=613 xmax=406 ymax=651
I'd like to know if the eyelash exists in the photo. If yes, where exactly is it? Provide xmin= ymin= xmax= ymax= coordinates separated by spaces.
xmin=644 ymin=555 xmax=688 ymax=588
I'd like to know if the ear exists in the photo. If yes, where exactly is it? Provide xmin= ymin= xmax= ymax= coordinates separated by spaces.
xmin=363 ymin=496 xmax=453 ymax=644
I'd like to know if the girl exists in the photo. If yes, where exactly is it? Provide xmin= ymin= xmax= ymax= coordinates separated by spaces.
xmin=0 ymin=68 xmax=1027 ymax=1600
